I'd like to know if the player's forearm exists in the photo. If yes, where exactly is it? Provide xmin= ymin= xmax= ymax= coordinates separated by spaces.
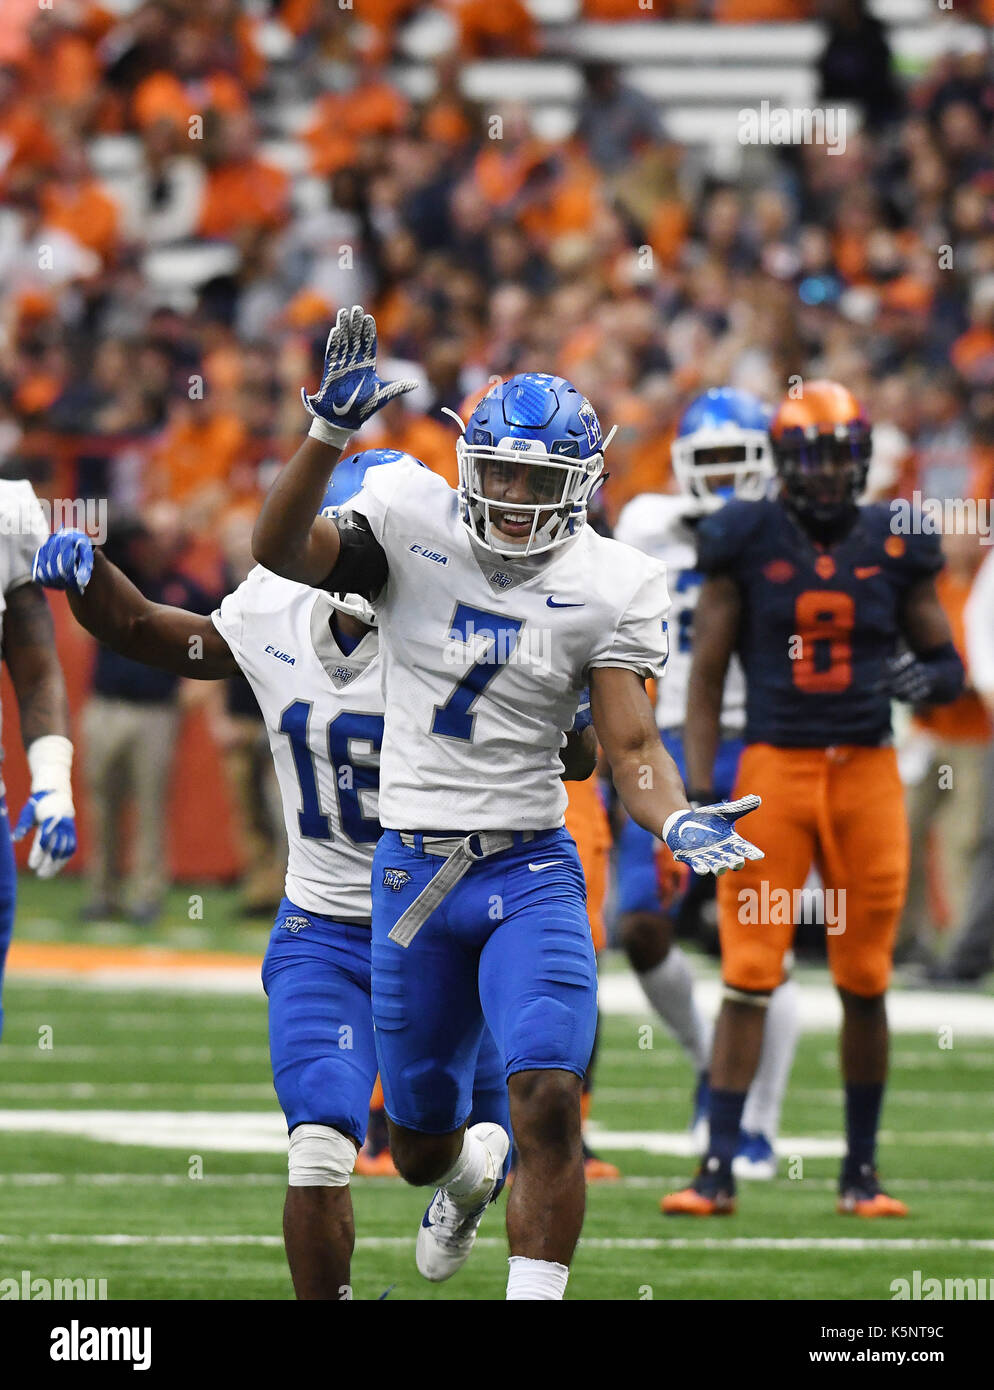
xmin=66 ymin=549 xmax=147 ymax=647
xmin=609 ymin=740 xmax=691 ymax=835
xmin=592 ymin=666 xmax=691 ymax=828
xmin=3 ymin=585 xmax=71 ymax=745
xmin=252 ymin=436 xmax=343 ymax=583
xmin=14 ymin=667 xmax=70 ymax=747
xmin=683 ymin=674 xmax=723 ymax=795
xmin=67 ymin=552 xmax=231 ymax=679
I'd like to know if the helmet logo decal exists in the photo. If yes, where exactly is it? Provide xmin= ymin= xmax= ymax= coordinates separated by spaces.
xmin=577 ymin=399 xmax=600 ymax=451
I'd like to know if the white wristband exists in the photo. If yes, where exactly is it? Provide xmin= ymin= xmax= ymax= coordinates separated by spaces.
xmin=661 ymin=808 xmax=687 ymax=841
xmin=308 ymin=415 xmax=353 ymax=449
xmin=27 ymin=734 xmax=74 ymax=799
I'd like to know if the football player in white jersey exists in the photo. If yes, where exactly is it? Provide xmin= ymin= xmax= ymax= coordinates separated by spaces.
xmin=252 ymin=306 xmax=764 ymax=1300
xmin=32 ymin=454 xmax=582 ymax=1299
xmin=614 ymin=388 xmax=801 ymax=1180
xmin=0 ymin=479 xmax=79 ymax=1039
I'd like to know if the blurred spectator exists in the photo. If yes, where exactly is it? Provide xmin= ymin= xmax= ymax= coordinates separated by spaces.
xmin=912 ymin=372 xmax=974 ymax=501
xmin=147 ymin=392 xmax=252 ymax=532
xmin=577 ymin=64 xmax=661 ymax=173
xmin=81 ymin=505 xmax=212 ymax=925
xmin=40 ymin=141 xmax=120 ymax=267
xmin=896 ymin=531 xmax=992 ymax=965
xmin=362 ymin=393 xmax=458 ymax=486
xmin=197 ymin=112 xmax=289 ymax=242
xmin=919 ymin=544 xmax=994 ymax=984
xmin=816 ymin=0 xmax=903 ymax=129
xmin=455 ymin=0 xmax=537 ymax=57
xmin=119 ymin=119 xmax=206 ymax=246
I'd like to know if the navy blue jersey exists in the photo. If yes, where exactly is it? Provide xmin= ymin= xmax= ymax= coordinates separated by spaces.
xmin=696 ymin=499 xmax=943 ymax=748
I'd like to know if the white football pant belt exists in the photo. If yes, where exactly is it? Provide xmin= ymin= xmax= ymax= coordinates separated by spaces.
xmin=388 ymin=831 xmax=526 ymax=947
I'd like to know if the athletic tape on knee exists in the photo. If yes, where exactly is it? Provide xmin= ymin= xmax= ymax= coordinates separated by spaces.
xmin=722 ymin=985 xmax=771 ymax=1008
xmin=287 ymin=1124 xmax=357 ymax=1187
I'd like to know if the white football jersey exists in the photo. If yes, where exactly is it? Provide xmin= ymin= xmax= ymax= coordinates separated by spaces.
xmin=615 ymin=492 xmax=745 ymax=733
xmin=0 ymin=480 xmax=51 ymax=751
xmin=212 ymin=567 xmax=383 ymax=920
xmin=343 ymin=456 xmax=670 ymax=830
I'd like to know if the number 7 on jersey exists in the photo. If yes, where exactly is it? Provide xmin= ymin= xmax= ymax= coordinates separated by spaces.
xmin=431 ymin=602 xmax=524 ymax=742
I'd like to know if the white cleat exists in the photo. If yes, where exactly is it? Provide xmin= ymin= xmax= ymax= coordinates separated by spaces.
xmin=416 ymin=1122 xmax=510 ymax=1282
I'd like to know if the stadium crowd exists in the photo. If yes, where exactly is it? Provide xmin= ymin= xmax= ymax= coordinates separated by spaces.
xmin=0 ymin=0 xmax=992 ymax=974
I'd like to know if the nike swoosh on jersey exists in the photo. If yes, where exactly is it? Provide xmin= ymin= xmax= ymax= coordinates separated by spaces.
xmin=546 ymin=597 xmax=584 ymax=608
xmin=528 ymin=860 xmax=565 ymax=871
xmin=331 ymin=379 xmax=367 ymax=416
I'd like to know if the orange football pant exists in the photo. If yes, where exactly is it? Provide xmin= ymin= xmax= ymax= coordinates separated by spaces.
xmin=717 ymin=744 xmax=909 ymax=997
xmin=565 ymin=775 xmax=611 ymax=953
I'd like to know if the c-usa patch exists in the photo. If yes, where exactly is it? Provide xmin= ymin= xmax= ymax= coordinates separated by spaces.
xmin=382 ymin=868 xmax=412 ymax=891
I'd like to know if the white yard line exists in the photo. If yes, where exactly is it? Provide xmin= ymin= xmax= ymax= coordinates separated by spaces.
xmin=1 ymin=1110 xmax=990 ymax=1155
xmin=588 ymin=1087 xmax=989 ymax=1108
xmin=583 ymin=1126 xmax=994 ymax=1156
xmin=9 ymin=967 xmax=994 ymax=1035
xmin=0 ymin=1233 xmax=993 ymax=1252
xmin=0 ymin=1046 xmax=269 ymax=1062
xmin=3 ymin=1172 xmax=994 ymax=1192
xmin=0 ymin=1084 xmax=277 ymax=1098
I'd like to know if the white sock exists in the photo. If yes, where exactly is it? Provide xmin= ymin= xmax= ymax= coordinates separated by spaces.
xmin=636 ymin=946 xmax=712 ymax=1072
xmin=742 ymin=978 xmax=801 ymax=1141
xmin=506 ymin=1256 xmax=569 ymax=1300
xmin=437 ymin=1130 xmax=489 ymax=1202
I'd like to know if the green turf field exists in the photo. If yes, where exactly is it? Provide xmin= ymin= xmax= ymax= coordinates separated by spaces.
xmin=2 ymin=875 xmax=993 ymax=1301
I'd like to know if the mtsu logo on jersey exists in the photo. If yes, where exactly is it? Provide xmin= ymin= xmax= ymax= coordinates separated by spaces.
xmin=383 ymin=867 xmax=411 ymax=891
xmin=281 ymin=915 xmax=310 ymax=934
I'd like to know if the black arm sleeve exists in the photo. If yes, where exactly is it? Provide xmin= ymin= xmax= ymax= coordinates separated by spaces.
xmin=321 ymin=512 xmax=389 ymax=599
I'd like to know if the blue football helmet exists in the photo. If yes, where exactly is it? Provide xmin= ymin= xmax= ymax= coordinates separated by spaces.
xmin=452 ymin=374 xmax=613 ymax=557
xmin=670 ymin=387 xmax=774 ymax=505
xmin=318 ymin=449 xmax=414 ymax=624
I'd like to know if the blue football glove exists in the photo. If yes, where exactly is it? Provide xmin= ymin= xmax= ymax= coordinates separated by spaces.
xmin=663 ymin=794 xmax=764 ymax=876
xmin=32 ymin=529 xmax=94 ymax=595
xmin=13 ymin=789 xmax=77 ymax=878
xmin=303 ymin=304 xmax=418 ymax=443
xmin=571 ymin=687 xmax=593 ymax=735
